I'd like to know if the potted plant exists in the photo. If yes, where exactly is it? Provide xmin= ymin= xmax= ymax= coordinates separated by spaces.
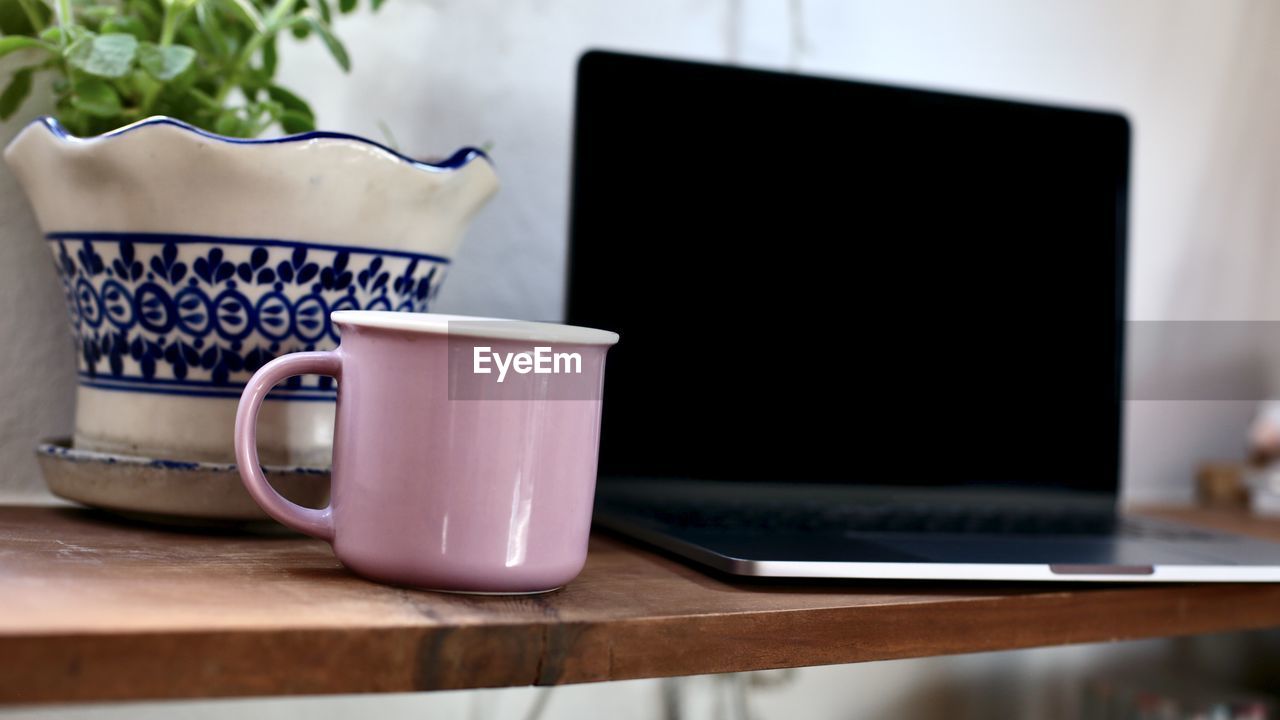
xmin=0 ymin=0 xmax=498 ymax=519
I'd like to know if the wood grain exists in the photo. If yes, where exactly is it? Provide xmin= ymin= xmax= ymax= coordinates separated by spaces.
xmin=3 ymin=505 xmax=1280 ymax=704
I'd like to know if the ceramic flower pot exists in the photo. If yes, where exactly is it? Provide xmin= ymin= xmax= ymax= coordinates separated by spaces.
xmin=4 ymin=116 xmax=498 ymax=465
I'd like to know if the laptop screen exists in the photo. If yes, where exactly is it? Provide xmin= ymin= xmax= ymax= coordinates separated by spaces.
xmin=566 ymin=51 xmax=1129 ymax=495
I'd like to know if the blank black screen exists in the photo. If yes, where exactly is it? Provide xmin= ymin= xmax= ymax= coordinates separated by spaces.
xmin=566 ymin=51 xmax=1128 ymax=494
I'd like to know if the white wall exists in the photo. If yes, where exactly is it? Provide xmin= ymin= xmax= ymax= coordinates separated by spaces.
xmin=271 ymin=0 xmax=1280 ymax=503
xmin=0 ymin=87 xmax=74 ymax=502
xmin=9 ymin=0 xmax=1273 ymax=500
xmin=1 ymin=0 xmax=1277 ymax=717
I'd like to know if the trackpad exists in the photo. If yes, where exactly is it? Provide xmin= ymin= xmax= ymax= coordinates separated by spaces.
xmin=872 ymin=535 xmax=1225 ymax=565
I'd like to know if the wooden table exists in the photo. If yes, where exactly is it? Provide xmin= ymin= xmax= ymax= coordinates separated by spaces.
xmin=4 ymin=505 xmax=1280 ymax=705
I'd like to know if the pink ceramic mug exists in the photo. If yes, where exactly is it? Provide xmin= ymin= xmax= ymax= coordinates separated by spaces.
xmin=235 ymin=310 xmax=619 ymax=593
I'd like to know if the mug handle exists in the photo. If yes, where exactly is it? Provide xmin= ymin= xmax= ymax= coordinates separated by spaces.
xmin=234 ymin=351 xmax=341 ymax=540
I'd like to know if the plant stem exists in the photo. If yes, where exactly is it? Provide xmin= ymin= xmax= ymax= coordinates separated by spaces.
xmin=137 ymin=0 xmax=194 ymax=118
xmin=138 ymin=82 xmax=162 ymax=117
xmin=214 ymin=35 xmax=268 ymax=101
xmin=54 ymin=0 xmax=72 ymax=47
xmin=264 ymin=0 xmax=301 ymax=29
xmin=212 ymin=0 xmax=299 ymax=105
xmin=212 ymin=35 xmax=258 ymax=104
xmin=159 ymin=0 xmax=194 ymax=46
xmin=188 ymin=87 xmax=219 ymax=108
xmin=160 ymin=4 xmax=176 ymax=45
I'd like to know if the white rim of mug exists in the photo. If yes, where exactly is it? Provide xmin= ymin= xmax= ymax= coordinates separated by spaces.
xmin=331 ymin=311 xmax=620 ymax=345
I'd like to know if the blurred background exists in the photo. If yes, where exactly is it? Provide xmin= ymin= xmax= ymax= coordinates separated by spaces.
xmin=4 ymin=0 xmax=1280 ymax=717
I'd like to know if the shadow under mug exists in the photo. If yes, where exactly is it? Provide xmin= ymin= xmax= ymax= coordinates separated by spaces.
xmin=234 ymin=310 xmax=619 ymax=593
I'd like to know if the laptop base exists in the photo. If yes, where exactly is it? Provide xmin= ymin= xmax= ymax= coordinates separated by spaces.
xmin=594 ymin=480 xmax=1280 ymax=582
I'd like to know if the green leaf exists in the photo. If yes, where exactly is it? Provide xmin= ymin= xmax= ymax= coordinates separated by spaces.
xmin=55 ymin=102 xmax=87 ymax=135
xmin=137 ymin=42 xmax=195 ymax=80
xmin=39 ymin=26 xmax=63 ymax=43
xmin=337 ymin=0 xmax=354 ymax=12
xmin=193 ymin=0 xmax=227 ymax=55
xmin=0 ymin=0 xmax=29 ymax=35
xmin=301 ymin=13 xmax=348 ymax=71
xmin=375 ymin=119 xmax=398 ymax=151
xmin=67 ymin=33 xmax=138 ymax=78
xmin=266 ymin=83 xmax=311 ymax=116
xmin=129 ymin=66 xmax=159 ymax=95
xmin=101 ymin=16 xmax=148 ymax=39
xmin=260 ymin=33 xmax=276 ymax=76
xmin=70 ymin=77 xmax=122 ymax=117
xmin=0 ymin=0 xmax=48 ymax=35
xmin=127 ymin=0 xmax=161 ymax=30
xmin=0 ymin=67 xmax=32 ymax=120
xmin=0 ymin=35 xmax=51 ymax=58
xmin=371 ymin=0 xmax=384 ymax=10
xmin=79 ymin=5 xmax=117 ymax=22
xmin=279 ymin=108 xmax=313 ymax=133
xmin=251 ymin=98 xmax=281 ymax=115
xmin=238 ymin=67 xmax=268 ymax=96
xmin=213 ymin=109 xmax=244 ymax=136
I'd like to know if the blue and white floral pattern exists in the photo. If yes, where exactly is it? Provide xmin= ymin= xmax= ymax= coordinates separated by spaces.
xmin=49 ymin=232 xmax=450 ymax=400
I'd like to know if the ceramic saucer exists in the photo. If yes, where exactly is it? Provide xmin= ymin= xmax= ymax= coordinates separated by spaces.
xmin=36 ymin=438 xmax=329 ymax=526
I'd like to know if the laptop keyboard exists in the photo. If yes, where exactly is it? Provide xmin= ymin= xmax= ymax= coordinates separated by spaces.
xmin=628 ymin=501 xmax=1218 ymax=540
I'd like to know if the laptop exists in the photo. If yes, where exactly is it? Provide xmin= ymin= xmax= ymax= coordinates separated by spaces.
xmin=566 ymin=50 xmax=1280 ymax=582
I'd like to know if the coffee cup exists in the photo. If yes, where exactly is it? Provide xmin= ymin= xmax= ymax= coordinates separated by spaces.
xmin=234 ymin=310 xmax=618 ymax=593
